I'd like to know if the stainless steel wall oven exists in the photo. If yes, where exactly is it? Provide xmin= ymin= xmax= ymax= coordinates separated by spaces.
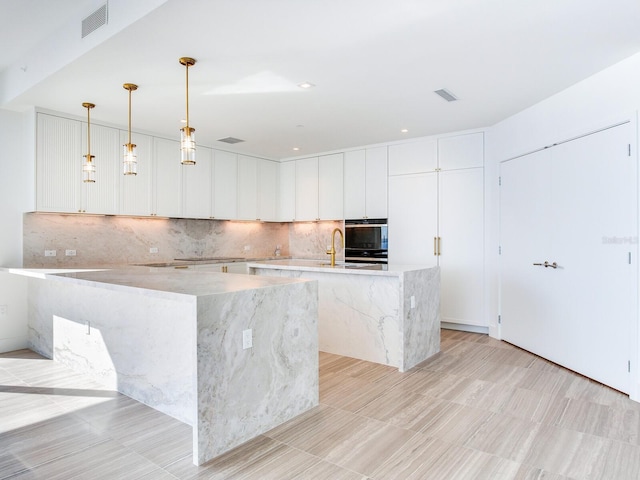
xmin=344 ymin=218 xmax=388 ymax=263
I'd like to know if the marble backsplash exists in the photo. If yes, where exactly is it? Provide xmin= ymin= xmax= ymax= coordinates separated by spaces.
xmin=22 ymin=213 xmax=344 ymax=267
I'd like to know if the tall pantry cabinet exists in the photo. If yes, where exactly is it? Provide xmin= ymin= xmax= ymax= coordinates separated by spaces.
xmin=388 ymin=132 xmax=485 ymax=329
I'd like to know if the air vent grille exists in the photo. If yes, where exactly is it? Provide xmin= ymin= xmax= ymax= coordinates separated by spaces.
xmin=434 ymin=88 xmax=458 ymax=102
xmin=218 ymin=137 xmax=245 ymax=144
xmin=82 ymin=3 xmax=108 ymax=38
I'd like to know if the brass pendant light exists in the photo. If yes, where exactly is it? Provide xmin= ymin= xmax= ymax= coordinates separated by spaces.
xmin=82 ymin=102 xmax=96 ymax=183
xmin=179 ymin=57 xmax=196 ymax=165
xmin=123 ymin=83 xmax=138 ymax=175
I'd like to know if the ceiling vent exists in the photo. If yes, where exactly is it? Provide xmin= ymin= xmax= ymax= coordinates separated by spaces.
xmin=82 ymin=3 xmax=108 ymax=38
xmin=218 ymin=137 xmax=245 ymax=144
xmin=434 ymin=88 xmax=458 ymax=102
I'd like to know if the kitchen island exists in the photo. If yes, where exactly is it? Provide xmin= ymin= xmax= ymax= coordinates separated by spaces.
xmin=248 ymin=259 xmax=440 ymax=372
xmin=18 ymin=266 xmax=318 ymax=466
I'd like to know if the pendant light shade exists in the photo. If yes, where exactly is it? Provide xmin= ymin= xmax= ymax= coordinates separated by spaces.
xmin=179 ymin=57 xmax=196 ymax=165
xmin=123 ymin=83 xmax=138 ymax=175
xmin=82 ymin=102 xmax=96 ymax=183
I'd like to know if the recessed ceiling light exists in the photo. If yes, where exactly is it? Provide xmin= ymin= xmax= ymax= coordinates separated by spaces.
xmin=293 ymin=147 xmax=300 ymax=151
xmin=401 ymin=129 xmax=408 ymax=133
xmin=298 ymin=82 xmax=315 ymax=89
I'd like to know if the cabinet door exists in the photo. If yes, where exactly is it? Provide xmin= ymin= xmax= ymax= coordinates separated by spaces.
xmin=388 ymin=172 xmax=438 ymax=265
xmin=388 ymin=138 xmax=437 ymax=175
xmin=343 ymin=150 xmax=366 ymax=219
xmin=438 ymin=168 xmax=484 ymax=326
xmin=183 ymin=146 xmax=212 ymax=219
xmin=237 ymin=155 xmax=258 ymax=220
xmin=258 ymin=159 xmax=277 ymax=221
xmin=365 ymin=146 xmax=388 ymax=218
xmin=278 ymin=161 xmax=296 ymax=221
xmin=213 ymin=150 xmax=237 ymax=219
xmin=83 ymin=123 xmax=120 ymax=214
xmin=438 ymin=132 xmax=484 ymax=170
xmin=153 ymin=137 xmax=183 ymax=217
xmin=318 ymin=153 xmax=344 ymax=220
xmin=36 ymin=114 xmax=82 ymax=213
xmin=120 ymin=131 xmax=153 ymax=216
xmin=295 ymin=157 xmax=319 ymax=221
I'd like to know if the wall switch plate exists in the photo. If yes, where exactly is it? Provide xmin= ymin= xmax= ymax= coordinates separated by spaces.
xmin=242 ymin=329 xmax=253 ymax=349
xmin=44 ymin=250 xmax=56 ymax=257
xmin=65 ymin=249 xmax=76 ymax=256
xmin=410 ymin=295 xmax=416 ymax=309
xmin=149 ymin=247 xmax=159 ymax=254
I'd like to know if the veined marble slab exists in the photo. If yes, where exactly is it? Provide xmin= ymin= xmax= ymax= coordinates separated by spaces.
xmin=248 ymin=260 xmax=440 ymax=372
xmin=20 ymin=267 xmax=319 ymax=466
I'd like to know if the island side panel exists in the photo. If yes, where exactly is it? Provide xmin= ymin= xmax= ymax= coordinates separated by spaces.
xmin=249 ymin=267 xmax=403 ymax=369
xmin=400 ymin=267 xmax=441 ymax=371
xmin=27 ymin=277 xmax=196 ymax=425
xmin=195 ymin=279 xmax=319 ymax=465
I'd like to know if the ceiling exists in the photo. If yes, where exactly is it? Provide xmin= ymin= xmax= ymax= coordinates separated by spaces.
xmin=2 ymin=0 xmax=640 ymax=160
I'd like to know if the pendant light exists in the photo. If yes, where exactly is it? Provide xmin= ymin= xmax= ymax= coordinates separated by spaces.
xmin=179 ymin=57 xmax=196 ymax=165
xmin=82 ymin=102 xmax=96 ymax=183
xmin=123 ymin=83 xmax=138 ymax=175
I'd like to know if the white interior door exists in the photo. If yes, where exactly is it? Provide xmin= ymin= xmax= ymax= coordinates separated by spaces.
xmin=500 ymin=123 xmax=637 ymax=393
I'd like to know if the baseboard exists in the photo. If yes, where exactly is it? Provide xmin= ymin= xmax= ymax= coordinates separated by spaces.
xmin=0 ymin=336 xmax=29 ymax=354
xmin=441 ymin=322 xmax=489 ymax=335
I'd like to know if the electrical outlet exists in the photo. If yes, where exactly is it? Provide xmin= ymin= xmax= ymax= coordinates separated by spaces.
xmin=44 ymin=250 xmax=56 ymax=257
xmin=243 ymin=245 xmax=251 ymax=251
xmin=149 ymin=247 xmax=159 ymax=254
xmin=242 ymin=329 xmax=253 ymax=349
xmin=65 ymin=249 xmax=77 ymax=256
xmin=0 ymin=305 xmax=7 ymax=318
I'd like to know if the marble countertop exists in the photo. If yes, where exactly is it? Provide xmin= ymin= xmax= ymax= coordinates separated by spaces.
xmin=247 ymin=259 xmax=435 ymax=276
xmin=3 ymin=265 xmax=312 ymax=300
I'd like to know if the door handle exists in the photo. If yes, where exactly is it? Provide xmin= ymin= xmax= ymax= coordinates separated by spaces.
xmin=533 ymin=261 xmax=558 ymax=269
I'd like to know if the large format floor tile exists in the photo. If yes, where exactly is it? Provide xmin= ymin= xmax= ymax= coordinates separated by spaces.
xmin=2 ymin=329 xmax=640 ymax=479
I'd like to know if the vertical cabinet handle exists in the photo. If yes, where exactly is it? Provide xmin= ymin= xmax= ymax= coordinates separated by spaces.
xmin=437 ymin=237 xmax=441 ymax=256
xmin=433 ymin=237 xmax=442 ymax=256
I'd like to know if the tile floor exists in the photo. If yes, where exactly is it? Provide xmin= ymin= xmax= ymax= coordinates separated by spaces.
xmin=2 ymin=329 xmax=640 ymax=479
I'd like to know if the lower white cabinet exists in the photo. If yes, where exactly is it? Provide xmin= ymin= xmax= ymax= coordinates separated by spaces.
xmin=389 ymin=167 xmax=484 ymax=328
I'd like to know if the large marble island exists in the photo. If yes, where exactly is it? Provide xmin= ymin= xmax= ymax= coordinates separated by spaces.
xmin=18 ymin=267 xmax=318 ymax=466
xmin=248 ymin=260 xmax=440 ymax=372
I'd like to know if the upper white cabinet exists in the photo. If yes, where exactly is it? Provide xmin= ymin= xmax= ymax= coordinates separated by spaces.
xmin=257 ymin=159 xmax=278 ymax=221
xmin=120 ymin=131 xmax=153 ymax=216
xmin=153 ymin=137 xmax=183 ymax=217
xmin=212 ymin=150 xmax=237 ymax=220
xmin=237 ymin=155 xmax=259 ymax=220
xmin=278 ymin=161 xmax=296 ymax=222
xmin=438 ymin=132 xmax=484 ymax=169
xmin=318 ymin=153 xmax=343 ymax=220
xmin=36 ymin=113 xmax=120 ymax=214
xmin=295 ymin=157 xmax=319 ymax=221
xmin=36 ymin=114 xmax=83 ymax=213
xmin=344 ymin=147 xmax=387 ymax=219
xmin=183 ymin=146 xmax=213 ymax=219
xmin=388 ymin=138 xmax=437 ymax=175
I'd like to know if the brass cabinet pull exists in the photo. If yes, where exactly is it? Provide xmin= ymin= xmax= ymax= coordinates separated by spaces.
xmin=437 ymin=237 xmax=441 ymax=256
xmin=433 ymin=237 xmax=442 ymax=256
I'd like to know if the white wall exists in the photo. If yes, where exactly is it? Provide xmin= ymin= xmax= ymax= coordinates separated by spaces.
xmin=485 ymin=52 xmax=640 ymax=399
xmin=0 ymin=108 xmax=34 ymax=351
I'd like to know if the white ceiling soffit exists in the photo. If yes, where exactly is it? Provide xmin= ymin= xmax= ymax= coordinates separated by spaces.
xmin=2 ymin=0 xmax=640 ymax=160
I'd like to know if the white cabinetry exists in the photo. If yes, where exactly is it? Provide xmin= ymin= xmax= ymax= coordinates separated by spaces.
xmin=278 ymin=161 xmax=296 ymax=221
xmin=295 ymin=157 xmax=319 ymax=221
xmin=120 ymin=131 xmax=153 ymax=216
xmin=153 ymin=137 xmax=183 ymax=217
xmin=183 ymin=146 xmax=213 ymax=219
xmin=388 ymin=132 xmax=485 ymax=328
xmin=212 ymin=150 xmax=237 ymax=219
xmin=344 ymin=147 xmax=387 ymax=219
xmin=237 ymin=155 xmax=258 ymax=220
xmin=318 ymin=153 xmax=343 ymax=220
xmin=36 ymin=113 xmax=120 ymax=214
xmin=258 ymin=160 xmax=277 ymax=221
